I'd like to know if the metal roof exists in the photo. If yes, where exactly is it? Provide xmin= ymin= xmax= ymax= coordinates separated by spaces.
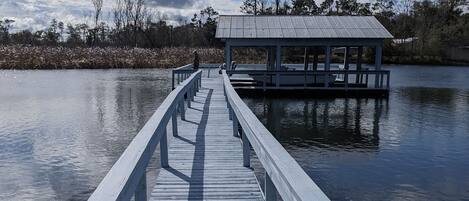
xmin=216 ymin=15 xmax=393 ymax=39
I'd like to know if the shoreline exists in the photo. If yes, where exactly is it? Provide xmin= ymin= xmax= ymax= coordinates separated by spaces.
xmin=1 ymin=45 xmax=468 ymax=70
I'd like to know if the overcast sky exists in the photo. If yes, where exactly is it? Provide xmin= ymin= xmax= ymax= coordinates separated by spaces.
xmin=0 ymin=0 xmax=244 ymax=31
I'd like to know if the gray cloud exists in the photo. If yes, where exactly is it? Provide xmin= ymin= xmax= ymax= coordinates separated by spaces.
xmin=147 ymin=0 xmax=197 ymax=8
xmin=0 ymin=0 xmax=241 ymax=31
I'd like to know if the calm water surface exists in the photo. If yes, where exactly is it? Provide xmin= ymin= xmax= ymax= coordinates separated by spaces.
xmin=0 ymin=66 xmax=468 ymax=201
xmin=0 ymin=69 xmax=171 ymax=200
xmin=244 ymin=65 xmax=469 ymax=201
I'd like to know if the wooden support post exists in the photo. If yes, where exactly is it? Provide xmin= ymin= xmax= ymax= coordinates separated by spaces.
xmin=263 ymin=73 xmax=267 ymax=91
xmin=375 ymin=45 xmax=382 ymax=88
xmin=225 ymin=44 xmax=231 ymax=70
xmin=303 ymin=47 xmax=309 ymax=71
xmin=313 ymin=47 xmax=318 ymax=71
xmin=160 ymin=129 xmax=169 ymax=168
xmin=228 ymin=105 xmax=233 ymax=120
xmin=171 ymin=71 xmax=175 ymax=90
xmin=344 ymin=46 xmax=350 ymax=89
xmin=269 ymin=47 xmax=275 ymax=71
xmin=265 ymin=172 xmax=277 ymax=201
xmin=233 ymin=115 xmax=239 ymax=137
xmin=191 ymin=85 xmax=195 ymax=101
xmin=304 ymin=47 xmax=309 ymax=88
xmin=242 ymin=132 xmax=250 ymax=167
xmin=387 ymin=72 xmax=390 ymax=89
xmin=344 ymin=46 xmax=350 ymax=70
xmin=266 ymin=47 xmax=271 ymax=70
xmin=172 ymin=111 xmax=178 ymax=137
xmin=325 ymin=46 xmax=331 ymax=88
xmin=187 ymin=91 xmax=191 ymax=108
xmin=134 ymin=174 xmax=147 ymax=201
xmin=275 ymin=46 xmax=281 ymax=88
xmin=356 ymin=46 xmax=363 ymax=84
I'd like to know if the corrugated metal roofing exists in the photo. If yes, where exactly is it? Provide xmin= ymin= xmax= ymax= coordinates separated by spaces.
xmin=216 ymin=15 xmax=393 ymax=39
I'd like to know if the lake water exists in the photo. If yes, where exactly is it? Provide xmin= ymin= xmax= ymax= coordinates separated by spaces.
xmin=0 ymin=66 xmax=468 ymax=201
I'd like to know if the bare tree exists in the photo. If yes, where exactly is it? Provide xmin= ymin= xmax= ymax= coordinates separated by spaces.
xmin=91 ymin=0 xmax=103 ymax=27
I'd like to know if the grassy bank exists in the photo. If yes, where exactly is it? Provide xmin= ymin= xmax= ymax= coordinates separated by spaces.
xmin=1 ymin=46 xmax=467 ymax=69
xmin=0 ymin=46 xmax=224 ymax=69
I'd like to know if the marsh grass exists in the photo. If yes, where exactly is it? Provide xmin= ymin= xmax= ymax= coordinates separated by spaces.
xmin=0 ymin=46 xmax=225 ymax=69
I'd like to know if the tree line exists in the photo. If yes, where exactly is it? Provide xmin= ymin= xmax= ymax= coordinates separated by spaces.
xmin=1 ymin=0 xmax=468 ymax=64
xmin=0 ymin=0 xmax=220 ymax=48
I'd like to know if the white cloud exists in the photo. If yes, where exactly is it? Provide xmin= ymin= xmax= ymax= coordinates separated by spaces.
xmin=0 ymin=0 xmax=242 ymax=32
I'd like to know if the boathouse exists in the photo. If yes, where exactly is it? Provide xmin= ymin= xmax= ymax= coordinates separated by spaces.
xmin=216 ymin=15 xmax=393 ymax=96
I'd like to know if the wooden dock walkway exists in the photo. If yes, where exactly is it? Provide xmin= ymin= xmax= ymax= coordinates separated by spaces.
xmin=151 ymin=73 xmax=262 ymax=200
xmin=89 ymin=65 xmax=330 ymax=201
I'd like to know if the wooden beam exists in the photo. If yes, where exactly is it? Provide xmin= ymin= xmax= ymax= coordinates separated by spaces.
xmin=225 ymin=44 xmax=231 ymax=70
xmin=313 ymin=47 xmax=318 ymax=71
xmin=325 ymin=46 xmax=331 ymax=71
xmin=375 ymin=45 xmax=382 ymax=88
xmin=276 ymin=46 xmax=281 ymax=88
xmin=303 ymin=47 xmax=309 ymax=71
xmin=344 ymin=46 xmax=350 ymax=70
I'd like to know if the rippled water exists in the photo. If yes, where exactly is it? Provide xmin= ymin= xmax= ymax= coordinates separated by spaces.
xmin=244 ymin=65 xmax=469 ymax=201
xmin=0 ymin=66 xmax=468 ymax=201
xmin=0 ymin=69 xmax=171 ymax=201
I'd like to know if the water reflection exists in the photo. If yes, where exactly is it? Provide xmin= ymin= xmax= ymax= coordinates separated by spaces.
xmin=244 ymin=65 xmax=469 ymax=201
xmin=246 ymin=97 xmax=388 ymax=151
xmin=0 ymin=69 xmax=170 ymax=200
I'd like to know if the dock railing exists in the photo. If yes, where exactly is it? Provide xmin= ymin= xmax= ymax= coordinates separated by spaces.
xmin=226 ymin=69 xmax=390 ymax=90
xmin=222 ymin=70 xmax=330 ymax=201
xmin=88 ymin=69 xmax=202 ymax=201
xmin=172 ymin=64 xmax=196 ymax=89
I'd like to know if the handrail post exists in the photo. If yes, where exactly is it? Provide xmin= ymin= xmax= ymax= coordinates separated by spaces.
xmin=242 ymin=131 xmax=250 ymax=167
xmin=276 ymin=72 xmax=280 ymax=88
xmin=387 ymin=72 xmax=390 ymax=89
xmin=180 ymin=99 xmax=186 ymax=120
xmin=191 ymin=85 xmax=195 ymax=101
xmin=172 ymin=110 xmax=178 ymax=137
xmin=233 ymin=115 xmax=239 ymax=137
xmin=177 ymin=73 xmax=181 ymax=85
xmin=344 ymin=71 xmax=349 ymax=90
xmin=135 ymin=174 xmax=147 ymax=201
xmin=325 ymin=71 xmax=329 ymax=88
xmin=187 ymin=91 xmax=191 ymax=108
xmin=160 ymin=128 xmax=169 ymax=168
xmin=228 ymin=104 xmax=233 ymax=120
xmin=265 ymin=172 xmax=277 ymax=201
xmin=172 ymin=70 xmax=175 ymax=90
xmin=263 ymin=73 xmax=267 ymax=91
xmin=380 ymin=72 xmax=384 ymax=88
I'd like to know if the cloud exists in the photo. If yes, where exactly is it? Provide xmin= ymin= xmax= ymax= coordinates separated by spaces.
xmin=0 ymin=0 xmax=242 ymax=32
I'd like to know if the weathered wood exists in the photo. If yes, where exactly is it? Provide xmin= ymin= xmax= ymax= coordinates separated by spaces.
xmin=223 ymin=70 xmax=330 ymax=201
xmin=151 ymin=71 xmax=262 ymax=201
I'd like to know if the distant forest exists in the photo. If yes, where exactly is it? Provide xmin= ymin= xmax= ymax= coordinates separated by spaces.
xmin=1 ymin=0 xmax=469 ymax=66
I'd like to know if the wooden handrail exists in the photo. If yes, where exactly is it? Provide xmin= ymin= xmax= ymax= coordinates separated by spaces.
xmin=89 ymin=69 xmax=202 ymax=201
xmin=226 ymin=69 xmax=391 ymax=89
xmin=222 ymin=70 xmax=330 ymax=201
xmin=226 ymin=69 xmax=391 ymax=74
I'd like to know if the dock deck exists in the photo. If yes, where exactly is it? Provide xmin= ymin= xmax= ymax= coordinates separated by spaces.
xmin=89 ymin=66 xmax=329 ymax=201
xmin=151 ymin=73 xmax=262 ymax=200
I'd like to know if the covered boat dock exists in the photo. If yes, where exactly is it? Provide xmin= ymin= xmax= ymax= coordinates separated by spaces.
xmin=216 ymin=15 xmax=394 ymax=97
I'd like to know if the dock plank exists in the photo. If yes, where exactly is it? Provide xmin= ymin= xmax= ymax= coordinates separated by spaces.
xmin=150 ymin=72 xmax=263 ymax=201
